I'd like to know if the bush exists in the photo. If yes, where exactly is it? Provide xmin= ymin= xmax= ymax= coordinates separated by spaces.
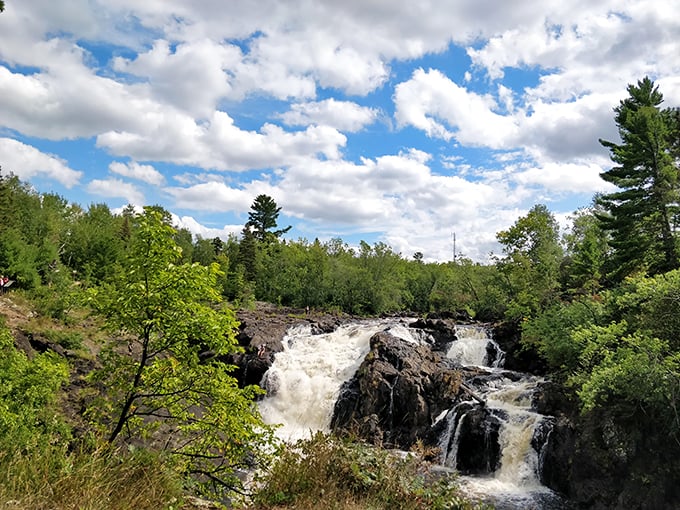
xmin=248 ymin=433 xmax=490 ymax=510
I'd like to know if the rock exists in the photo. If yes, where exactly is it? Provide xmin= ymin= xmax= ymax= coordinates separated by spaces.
xmin=331 ymin=331 xmax=463 ymax=449
xmin=492 ymin=321 xmax=548 ymax=374
xmin=455 ymin=406 xmax=502 ymax=474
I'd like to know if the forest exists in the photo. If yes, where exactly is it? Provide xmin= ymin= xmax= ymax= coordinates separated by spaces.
xmin=1 ymin=77 xmax=679 ymax=509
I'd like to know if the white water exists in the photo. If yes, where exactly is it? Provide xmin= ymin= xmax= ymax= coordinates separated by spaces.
xmin=445 ymin=325 xmax=560 ymax=507
xmin=258 ymin=319 xmax=421 ymax=441
xmin=258 ymin=319 xmax=564 ymax=508
xmin=447 ymin=324 xmax=503 ymax=367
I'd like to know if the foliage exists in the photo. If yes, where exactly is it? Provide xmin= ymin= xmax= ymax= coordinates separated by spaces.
xmin=249 ymin=433 xmax=490 ymax=510
xmin=597 ymin=77 xmax=680 ymax=280
xmin=86 ymin=208 xmax=277 ymax=497
xmin=562 ymin=207 xmax=610 ymax=294
xmin=0 ymin=320 xmax=70 ymax=453
xmin=496 ymin=204 xmax=563 ymax=320
xmin=521 ymin=297 xmax=605 ymax=374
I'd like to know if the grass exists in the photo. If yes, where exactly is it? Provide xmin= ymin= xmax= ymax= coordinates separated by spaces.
xmin=0 ymin=444 xmax=186 ymax=510
xmin=245 ymin=433 xmax=490 ymax=510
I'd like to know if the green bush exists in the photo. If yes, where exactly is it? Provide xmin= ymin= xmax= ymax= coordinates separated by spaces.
xmin=41 ymin=328 xmax=85 ymax=350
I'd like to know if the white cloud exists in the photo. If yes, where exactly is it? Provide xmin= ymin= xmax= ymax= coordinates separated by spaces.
xmin=86 ymin=178 xmax=145 ymax=205
xmin=112 ymin=39 xmax=242 ymax=117
xmin=394 ymin=68 xmax=519 ymax=147
xmin=97 ymin=111 xmax=347 ymax=170
xmin=512 ymin=162 xmax=617 ymax=194
xmin=109 ymin=161 xmax=165 ymax=186
xmin=281 ymin=99 xmax=378 ymax=132
xmin=172 ymin=214 xmax=243 ymax=240
xmin=0 ymin=138 xmax=82 ymax=187
xmin=165 ymin=181 xmax=252 ymax=212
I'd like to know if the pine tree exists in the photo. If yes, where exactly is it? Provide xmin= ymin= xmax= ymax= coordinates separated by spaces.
xmin=597 ymin=77 xmax=680 ymax=280
xmin=246 ymin=194 xmax=291 ymax=242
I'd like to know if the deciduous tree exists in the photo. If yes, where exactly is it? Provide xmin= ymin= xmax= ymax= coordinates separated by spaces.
xmin=88 ymin=208 xmax=275 ymax=495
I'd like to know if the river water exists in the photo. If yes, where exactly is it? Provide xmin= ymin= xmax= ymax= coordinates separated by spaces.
xmin=258 ymin=318 xmax=568 ymax=509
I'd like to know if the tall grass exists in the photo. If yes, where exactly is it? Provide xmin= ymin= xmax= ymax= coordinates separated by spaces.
xmin=0 ymin=445 xmax=185 ymax=510
xmin=247 ymin=433 xmax=490 ymax=510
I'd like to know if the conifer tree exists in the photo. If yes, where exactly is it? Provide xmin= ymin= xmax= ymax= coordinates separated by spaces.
xmin=597 ymin=77 xmax=680 ymax=279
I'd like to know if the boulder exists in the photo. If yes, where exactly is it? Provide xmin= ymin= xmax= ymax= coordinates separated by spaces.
xmin=331 ymin=331 xmax=463 ymax=449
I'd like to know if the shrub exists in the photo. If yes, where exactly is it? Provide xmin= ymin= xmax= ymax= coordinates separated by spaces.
xmin=248 ymin=432 xmax=490 ymax=510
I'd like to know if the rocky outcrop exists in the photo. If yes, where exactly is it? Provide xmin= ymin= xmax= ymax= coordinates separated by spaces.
xmin=331 ymin=330 xmax=463 ymax=449
xmin=228 ymin=303 xmax=352 ymax=388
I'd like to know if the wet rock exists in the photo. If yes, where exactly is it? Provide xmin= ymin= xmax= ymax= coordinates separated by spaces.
xmin=331 ymin=331 xmax=463 ymax=449
xmin=492 ymin=321 xmax=548 ymax=374
xmin=455 ymin=406 xmax=502 ymax=474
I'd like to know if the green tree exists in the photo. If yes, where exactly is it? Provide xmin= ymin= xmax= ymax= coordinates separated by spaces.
xmin=496 ymin=204 xmax=563 ymax=320
xmin=562 ymin=207 xmax=610 ymax=294
xmin=246 ymin=194 xmax=291 ymax=242
xmin=87 ymin=208 xmax=275 ymax=495
xmin=597 ymin=77 xmax=680 ymax=280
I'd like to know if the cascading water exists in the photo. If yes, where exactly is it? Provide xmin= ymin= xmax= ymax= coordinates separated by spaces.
xmin=259 ymin=319 xmax=417 ymax=441
xmin=258 ymin=320 xmax=567 ymax=508
xmin=440 ymin=325 xmax=566 ymax=509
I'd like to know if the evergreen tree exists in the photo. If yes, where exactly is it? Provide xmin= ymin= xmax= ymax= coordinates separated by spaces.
xmin=597 ymin=77 xmax=680 ymax=280
xmin=246 ymin=194 xmax=291 ymax=242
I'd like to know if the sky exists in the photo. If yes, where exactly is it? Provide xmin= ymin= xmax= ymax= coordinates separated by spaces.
xmin=1 ymin=1 xmax=679 ymax=262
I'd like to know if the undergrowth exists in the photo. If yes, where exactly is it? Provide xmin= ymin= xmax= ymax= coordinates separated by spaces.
xmin=246 ymin=432 xmax=490 ymax=510
xmin=0 ymin=445 xmax=185 ymax=510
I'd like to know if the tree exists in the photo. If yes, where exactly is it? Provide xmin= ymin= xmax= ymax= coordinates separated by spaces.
xmin=87 ymin=208 xmax=275 ymax=495
xmin=496 ymin=204 xmax=563 ymax=320
xmin=597 ymin=77 xmax=680 ymax=280
xmin=562 ymin=206 xmax=610 ymax=294
xmin=246 ymin=194 xmax=291 ymax=242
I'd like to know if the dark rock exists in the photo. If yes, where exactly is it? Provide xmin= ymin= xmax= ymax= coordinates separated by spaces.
xmin=331 ymin=331 xmax=463 ymax=449
xmin=532 ymin=380 xmax=576 ymax=417
xmin=455 ymin=406 xmax=502 ymax=475
xmin=408 ymin=317 xmax=458 ymax=351
xmin=492 ymin=321 xmax=548 ymax=374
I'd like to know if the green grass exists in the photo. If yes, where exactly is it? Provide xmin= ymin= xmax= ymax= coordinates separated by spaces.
xmin=0 ymin=445 xmax=186 ymax=510
xmin=246 ymin=433 xmax=490 ymax=510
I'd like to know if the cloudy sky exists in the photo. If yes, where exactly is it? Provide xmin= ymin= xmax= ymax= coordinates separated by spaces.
xmin=1 ymin=1 xmax=679 ymax=261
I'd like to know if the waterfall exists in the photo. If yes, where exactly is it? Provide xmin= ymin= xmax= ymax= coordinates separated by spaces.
xmin=258 ymin=319 xmax=566 ymax=508
xmin=258 ymin=319 xmax=420 ymax=441
xmin=443 ymin=326 xmax=565 ymax=508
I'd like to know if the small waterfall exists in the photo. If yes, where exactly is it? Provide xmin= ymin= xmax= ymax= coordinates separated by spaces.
xmin=258 ymin=319 xmax=418 ymax=441
xmin=448 ymin=325 xmax=503 ymax=367
xmin=443 ymin=327 xmax=565 ymax=508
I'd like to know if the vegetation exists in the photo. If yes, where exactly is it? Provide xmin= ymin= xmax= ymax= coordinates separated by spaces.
xmin=248 ymin=433 xmax=490 ymax=510
xmin=1 ymin=76 xmax=680 ymax=507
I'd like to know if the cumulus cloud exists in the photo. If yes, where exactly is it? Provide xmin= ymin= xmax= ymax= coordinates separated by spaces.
xmin=109 ymin=161 xmax=165 ymax=186
xmin=1 ymin=0 xmax=678 ymax=261
xmin=394 ymin=69 xmax=519 ymax=147
xmin=97 ymin=111 xmax=347 ymax=170
xmin=281 ymin=99 xmax=378 ymax=132
xmin=0 ymin=138 xmax=82 ymax=187
xmin=86 ymin=178 xmax=145 ymax=205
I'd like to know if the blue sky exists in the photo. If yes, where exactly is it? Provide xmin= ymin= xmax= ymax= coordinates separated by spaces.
xmin=1 ymin=1 xmax=679 ymax=261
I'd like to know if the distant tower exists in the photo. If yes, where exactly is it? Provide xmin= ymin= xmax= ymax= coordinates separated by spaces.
xmin=452 ymin=232 xmax=457 ymax=263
